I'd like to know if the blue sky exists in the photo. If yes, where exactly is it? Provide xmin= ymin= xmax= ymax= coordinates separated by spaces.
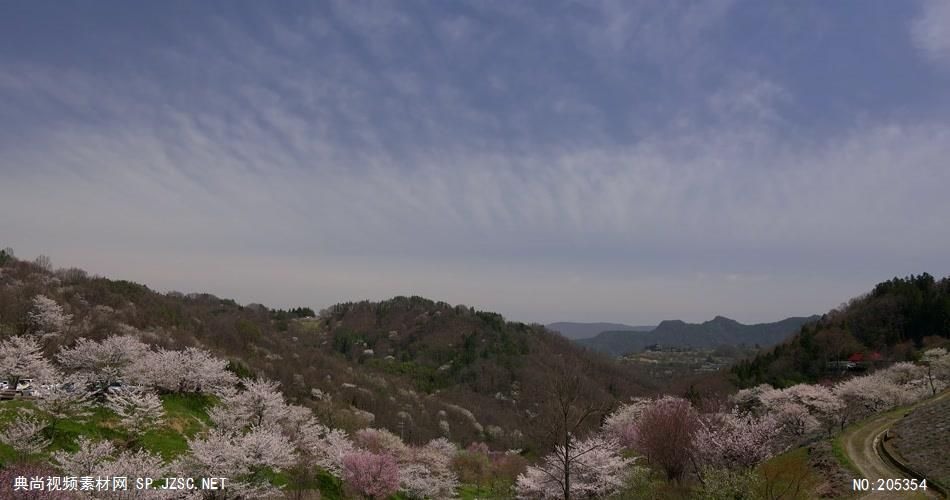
xmin=2 ymin=1 xmax=949 ymax=324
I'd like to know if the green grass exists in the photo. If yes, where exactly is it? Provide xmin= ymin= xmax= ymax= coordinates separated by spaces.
xmin=831 ymin=435 xmax=861 ymax=478
xmin=756 ymin=445 xmax=822 ymax=500
xmin=0 ymin=393 xmax=215 ymax=463
xmin=0 ymin=395 xmax=353 ymax=499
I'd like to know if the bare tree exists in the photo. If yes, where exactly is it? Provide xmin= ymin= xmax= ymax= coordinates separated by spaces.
xmin=528 ymin=355 xmax=612 ymax=499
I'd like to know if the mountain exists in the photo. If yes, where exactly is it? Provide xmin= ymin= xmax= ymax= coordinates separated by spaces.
xmin=0 ymin=252 xmax=652 ymax=451
xmin=546 ymin=321 xmax=654 ymax=340
xmin=733 ymin=274 xmax=950 ymax=387
xmin=576 ymin=315 xmax=818 ymax=356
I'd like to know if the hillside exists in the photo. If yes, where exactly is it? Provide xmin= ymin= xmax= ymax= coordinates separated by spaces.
xmin=576 ymin=315 xmax=817 ymax=356
xmin=546 ymin=322 xmax=654 ymax=340
xmin=733 ymin=273 xmax=950 ymax=387
xmin=0 ymin=253 xmax=652 ymax=452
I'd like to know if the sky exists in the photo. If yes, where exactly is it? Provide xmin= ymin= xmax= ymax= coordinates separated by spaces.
xmin=2 ymin=1 xmax=950 ymax=325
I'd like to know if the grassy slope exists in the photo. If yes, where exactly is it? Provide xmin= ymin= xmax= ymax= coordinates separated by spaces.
xmin=0 ymin=397 xmax=508 ymax=499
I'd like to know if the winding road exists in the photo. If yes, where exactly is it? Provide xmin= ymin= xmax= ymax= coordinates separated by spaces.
xmin=840 ymin=391 xmax=950 ymax=499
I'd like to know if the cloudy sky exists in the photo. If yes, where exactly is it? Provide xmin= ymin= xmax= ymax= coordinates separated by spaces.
xmin=2 ymin=1 xmax=949 ymax=325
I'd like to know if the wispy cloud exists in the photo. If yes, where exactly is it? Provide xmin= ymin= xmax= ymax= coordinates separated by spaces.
xmin=912 ymin=0 xmax=950 ymax=69
xmin=1 ymin=1 xmax=948 ymax=323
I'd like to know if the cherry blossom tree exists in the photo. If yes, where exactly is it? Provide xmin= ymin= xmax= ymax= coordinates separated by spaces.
xmin=757 ymin=386 xmax=823 ymax=439
xmin=353 ymin=427 xmax=408 ymax=459
xmin=57 ymin=335 xmax=150 ymax=394
xmin=182 ymin=428 xmax=247 ymax=479
xmin=95 ymin=449 xmax=173 ymax=499
xmin=52 ymin=437 xmax=116 ymax=476
xmin=834 ymin=373 xmax=905 ymax=425
xmin=602 ymin=398 xmax=652 ymax=449
xmin=239 ymin=425 xmax=298 ymax=471
xmin=399 ymin=441 xmax=459 ymax=499
xmin=783 ymin=384 xmax=844 ymax=436
xmin=626 ymin=396 xmax=699 ymax=481
xmin=515 ymin=434 xmax=632 ymax=499
xmin=730 ymin=384 xmax=774 ymax=415
xmin=0 ymin=335 xmax=58 ymax=387
xmin=0 ymin=461 xmax=75 ymax=500
xmin=0 ymin=414 xmax=51 ymax=456
xmin=208 ymin=378 xmax=290 ymax=432
xmin=341 ymin=452 xmax=400 ymax=500
xmin=130 ymin=347 xmax=237 ymax=395
xmin=27 ymin=294 xmax=72 ymax=339
xmin=878 ymin=362 xmax=927 ymax=385
xmin=105 ymin=387 xmax=165 ymax=435
xmin=694 ymin=409 xmax=782 ymax=469
xmin=183 ymin=425 xmax=296 ymax=498
xmin=298 ymin=424 xmax=355 ymax=476
xmin=34 ymin=375 xmax=94 ymax=422
xmin=922 ymin=348 xmax=950 ymax=395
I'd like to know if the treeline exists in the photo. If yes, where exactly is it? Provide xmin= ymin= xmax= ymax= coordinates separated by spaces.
xmin=0 ymin=250 xmax=650 ymax=451
xmin=733 ymin=274 xmax=950 ymax=387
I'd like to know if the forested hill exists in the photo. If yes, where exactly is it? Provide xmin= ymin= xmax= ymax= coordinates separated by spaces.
xmin=733 ymin=274 xmax=950 ymax=388
xmin=0 ymin=250 xmax=651 ymax=452
xmin=546 ymin=321 xmax=654 ymax=340
xmin=576 ymin=315 xmax=817 ymax=356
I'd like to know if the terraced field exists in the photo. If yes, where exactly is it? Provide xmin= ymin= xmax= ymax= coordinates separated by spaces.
xmin=890 ymin=392 xmax=950 ymax=492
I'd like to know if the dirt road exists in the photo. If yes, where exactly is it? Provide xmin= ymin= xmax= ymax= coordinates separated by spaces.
xmin=841 ymin=391 xmax=950 ymax=499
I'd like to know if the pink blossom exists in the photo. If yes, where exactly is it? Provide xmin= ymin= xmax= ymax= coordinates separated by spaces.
xmin=342 ymin=452 xmax=400 ymax=499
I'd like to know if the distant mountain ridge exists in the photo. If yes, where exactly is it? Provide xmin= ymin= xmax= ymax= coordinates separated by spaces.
xmin=575 ymin=315 xmax=819 ymax=356
xmin=546 ymin=322 xmax=654 ymax=340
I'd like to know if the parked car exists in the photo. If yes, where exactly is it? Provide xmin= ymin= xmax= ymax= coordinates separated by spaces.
xmin=15 ymin=378 xmax=35 ymax=396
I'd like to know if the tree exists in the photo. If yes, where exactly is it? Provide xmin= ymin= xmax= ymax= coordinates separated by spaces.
xmin=0 ymin=414 xmax=50 ymax=457
xmin=694 ymin=409 xmax=782 ymax=470
xmin=209 ymin=378 xmax=290 ymax=431
xmin=95 ymin=449 xmax=171 ymax=497
xmin=452 ymin=448 xmax=491 ymax=493
xmin=922 ymin=348 xmax=950 ymax=395
xmin=57 ymin=335 xmax=150 ymax=394
xmin=183 ymin=425 xmax=295 ymax=499
xmin=239 ymin=424 xmax=298 ymax=471
xmin=353 ymin=427 xmax=409 ymax=458
xmin=603 ymin=398 xmax=652 ymax=449
xmin=0 ymin=335 xmax=58 ymax=387
xmin=27 ymin=294 xmax=72 ymax=340
xmin=298 ymin=423 xmax=355 ymax=476
xmin=52 ymin=437 xmax=116 ymax=476
xmin=34 ymin=254 xmax=52 ymax=272
xmin=129 ymin=347 xmax=238 ymax=395
xmin=399 ymin=441 xmax=459 ymax=499
xmin=0 ymin=461 xmax=75 ymax=500
xmin=105 ymin=387 xmax=165 ymax=435
xmin=758 ymin=386 xmax=823 ymax=439
xmin=627 ymin=396 xmax=700 ymax=481
xmin=516 ymin=434 xmax=633 ymax=499
xmin=341 ymin=452 xmax=400 ymax=500
xmin=528 ymin=356 xmax=612 ymax=499
xmin=834 ymin=373 xmax=905 ymax=425
xmin=34 ymin=376 xmax=93 ymax=422
xmin=783 ymin=384 xmax=844 ymax=436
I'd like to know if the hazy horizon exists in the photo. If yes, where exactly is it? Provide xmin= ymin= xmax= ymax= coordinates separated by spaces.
xmin=3 ymin=1 xmax=950 ymax=325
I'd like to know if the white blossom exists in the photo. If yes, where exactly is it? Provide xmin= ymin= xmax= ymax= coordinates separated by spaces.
xmin=516 ymin=434 xmax=633 ymax=499
xmin=27 ymin=294 xmax=72 ymax=339
xmin=106 ymin=387 xmax=165 ymax=434
xmin=52 ymin=437 xmax=116 ymax=476
xmin=0 ymin=414 xmax=51 ymax=454
xmin=0 ymin=335 xmax=59 ymax=386
xmin=35 ymin=375 xmax=94 ymax=420
xmin=57 ymin=335 xmax=150 ymax=393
